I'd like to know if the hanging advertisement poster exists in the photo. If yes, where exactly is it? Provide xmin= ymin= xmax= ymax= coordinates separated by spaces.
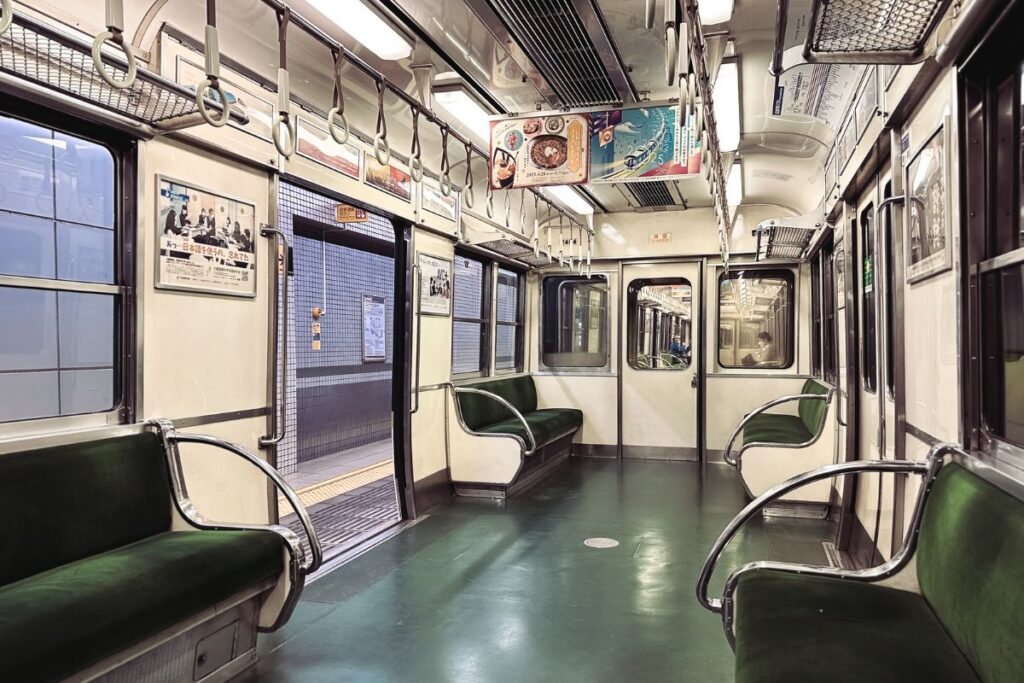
xmin=417 ymin=253 xmax=452 ymax=316
xmin=297 ymin=117 xmax=361 ymax=179
xmin=589 ymin=105 xmax=701 ymax=182
xmin=365 ymin=156 xmax=412 ymax=201
xmin=362 ymin=295 xmax=387 ymax=362
xmin=156 ymin=176 xmax=257 ymax=297
xmin=489 ymin=113 xmax=589 ymax=189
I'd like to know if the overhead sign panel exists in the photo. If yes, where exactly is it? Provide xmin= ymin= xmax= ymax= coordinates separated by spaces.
xmin=489 ymin=113 xmax=589 ymax=189
xmin=589 ymin=105 xmax=701 ymax=183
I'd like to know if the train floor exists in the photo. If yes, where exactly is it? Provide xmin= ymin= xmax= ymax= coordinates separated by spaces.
xmin=253 ymin=457 xmax=833 ymax=682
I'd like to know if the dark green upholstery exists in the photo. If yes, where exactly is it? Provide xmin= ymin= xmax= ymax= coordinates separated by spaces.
xmin=479 ymin=408 xmax=583 ymax=446
xmin=733 ymin=462 xmax=1024 ymax=683
xmin=741 ymin=414 xmax=812 ymax=446
xmin=798 ymin=379 xmax=829 ymax=434
xmin=740 ymin=380 xmax=829 ymax=447
xmin=457 ymin=375 xmax=538 ymax=432
xmin=0 ymin=431 xmax=289 ymax=682
xmin=0 ymin=432 xmax=172 ymax=585
xmin=456 ymin=376 xmax=582 ymax=452
xmin=734 ymin=571 xmax=981 ymax=683
xmin=0 ymin=530 xmax=284 ymax=682
xmin=917 ymin=464 xmax=1024 ymax=683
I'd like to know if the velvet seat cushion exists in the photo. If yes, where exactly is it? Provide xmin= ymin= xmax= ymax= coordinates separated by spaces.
xmin=0 ymin=530 xmax=285 ymax=683
xmin=456 ymin=376 xmax=539 ymax=432
xmin=479 ymin=408 xmax=583 ymax=448
xmin=741 ymin=413 xmax=812 ymax=446
xmin=734 ymin=570 xmax=981 ymax=683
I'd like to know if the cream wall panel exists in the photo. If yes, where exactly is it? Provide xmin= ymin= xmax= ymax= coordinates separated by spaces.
xmin=705 ymin=376 xmax=810 ymax=451
xmin=138 ymin=138 xmax=272 ymax=523
xmin=534 ymin=376 xmax=617 ymax=446
xmin=411 ymin=388 xmax=448 ymax=480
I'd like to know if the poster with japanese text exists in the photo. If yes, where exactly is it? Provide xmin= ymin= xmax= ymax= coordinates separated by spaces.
xmin=157 ymin=177 xmax=257 ymax=297
xmin=489 ymin=113 xmax=589 ymax=189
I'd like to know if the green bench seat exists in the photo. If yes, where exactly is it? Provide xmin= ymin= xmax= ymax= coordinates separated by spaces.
xmin=719 ymin=451 xmax=1024 ymax=683
xmin=0 ymin=429 xmax=301 ymax=682
xmin=739 ymin=379 xmax=829 ymax=448
xmin=455 ymin=375 xmax=583 ymax=452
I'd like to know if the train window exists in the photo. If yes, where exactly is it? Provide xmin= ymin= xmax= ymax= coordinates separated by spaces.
xmin=718 ymin=269 xmax=794 ymax=369
xmin=495 ymin=267 xmax=525 ymax=372
xmin=541 ymin=275 xmax=609 ymax=368
xmin=883 ymin=183 xmax=896 ymax=398
xmin=861 ymin=203 xmax=878 ymax=393
xmin=626 ymin=278 xmax=692 ymax=370
xmin=0 ymin=114 xmax=119 ymax=422
xmin=451 ymin=252 xmax=490 ymax=377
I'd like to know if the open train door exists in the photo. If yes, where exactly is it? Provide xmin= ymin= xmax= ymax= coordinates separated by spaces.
xmin=621 ymin=261 xmax=702 ymax=460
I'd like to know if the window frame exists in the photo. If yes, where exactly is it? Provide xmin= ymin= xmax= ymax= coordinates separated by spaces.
xmin=0 ymin=100 xmax=136 ymax=432
xmin=494 ymin=265 xmax=526 ymax=374
xmin=450 ymin=250 xmax=492 ymax=380
xmin=625 ymin=276 xmax=693 ymax=371
xmin=859 ymin=201 xmax=878 ymax=394
xmin=962 ymin=10 xmax=1024 ymax=457
xmin=716 ymin=268 xmax=796 ymax=370
xmin=539 ymin=274 xmax=611 ymax=371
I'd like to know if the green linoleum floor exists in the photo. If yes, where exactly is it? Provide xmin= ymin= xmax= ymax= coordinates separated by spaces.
xmin=252 ymin=457 xmax=833 ymax=683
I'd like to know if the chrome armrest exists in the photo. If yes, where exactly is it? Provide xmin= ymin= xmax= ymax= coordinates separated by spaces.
xmin=150 ymin=419 xmax=323 ymax=632
xmin=697 ymin=443 xmax=961 ymax=648
xmin=722 ymin=388 xmax=836 ymax=467
xmin=449 ymin=384 xmax=538 ymax=455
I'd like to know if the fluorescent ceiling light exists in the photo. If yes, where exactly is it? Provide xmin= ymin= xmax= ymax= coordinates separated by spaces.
xmin=544 ymin=185 xmax=593 ymax=216
xmin=433 ymin=87 xmax=492 ymax=143
xmin=308 ymin=0 xmax=411 ymax=61
xmin=727 ymin=162 xmax=743 ymax=206
xmin=713 ymin=61 xmax=740 ymax=152
xmin=699 ymin=0 xmax=734 ymax=25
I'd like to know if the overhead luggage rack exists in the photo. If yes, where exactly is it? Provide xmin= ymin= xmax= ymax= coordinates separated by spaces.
xmin=754 ymin=221 xmax=820 ymax=261
xmin=0 ymin=11 xmax=246 ymax=135
xmin=473 ymin=238 xmax=554 ymax=268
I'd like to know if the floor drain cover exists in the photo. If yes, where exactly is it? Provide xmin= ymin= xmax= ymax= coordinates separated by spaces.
xmin=584 ymin=537 xmax=620 ymax=549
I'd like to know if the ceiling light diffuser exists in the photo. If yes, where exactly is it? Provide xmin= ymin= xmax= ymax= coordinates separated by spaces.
xmin=307 ymin=0 xmax=412 ymax=61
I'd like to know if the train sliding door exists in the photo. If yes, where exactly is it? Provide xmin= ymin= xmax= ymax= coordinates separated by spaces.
xmin=621 ymin=261 xmax=701 ymax=460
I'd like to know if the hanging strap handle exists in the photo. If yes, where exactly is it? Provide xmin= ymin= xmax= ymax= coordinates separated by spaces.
xmin=91 ymin=0 xmax=137 ymax=89
xmin=272 ymin=7 xmax=297 ymax=158
xmin=485 ymin=181 xmax=494 ymax=219
xmin=408 ymin=105 xmax=423 ymax=182
xmin=462 ymin=142 xmax=475 ymax=209
xmin=373 ymin=80 xmax=391 ymax=166
xmin=196 ymin=0 xmax=231 ymax=127
xmin=532 ymin=193 xmax=540 ymax=256
xmin=327 ymin=48 xmax=349 ymax=145
xmin=0 ymin=0 xmax=14 ymax=35
xmin=438 ymin=124 xmax=452 ymax=196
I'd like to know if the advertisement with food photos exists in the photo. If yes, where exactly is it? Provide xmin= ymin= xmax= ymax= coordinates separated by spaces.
xmin=489 ymin=114 xmax=589 ymax=189
xmin=365 ymin=156 xmax=412 ymax=201
xmin=590 ymin=105 xmax=702 ymax=183
xmin=157 ymin=177 xmax=257 ymax=297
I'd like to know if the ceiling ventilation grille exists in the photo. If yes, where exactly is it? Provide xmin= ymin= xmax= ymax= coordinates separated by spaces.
xmin=625 ymin=182 xmax=677 ymax=208
xmin=486 ymin=0 xmax=621 ymax=107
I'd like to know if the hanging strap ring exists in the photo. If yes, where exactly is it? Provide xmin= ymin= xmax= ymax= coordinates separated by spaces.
xmin=196 ymin=2 xmax=231 ymax=128
xmin=272 ymin=8 xmax=296 ymax=158
xmin=327 ymin=49 xmax=349 ymax=145
xmin=462 ymin=142 xmax=475 ymax=209
xmin=373 ymin=80 xmax=391 ymax=166
xmin=0 ymin=0 xmax=14 ymax=35
xmin=92 ymin=0 xmax=137 ymax=90
xmin=485 ymin=184 xmax=494 ymax=219
xmin=408 ymin=105 xmax=424 ymax=182
xmin=438 ymin=124 xmax=452 ymax=197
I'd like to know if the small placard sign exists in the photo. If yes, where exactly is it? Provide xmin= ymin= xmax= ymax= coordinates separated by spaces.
xmin=336 ymin=204 xmax=368 ymax=223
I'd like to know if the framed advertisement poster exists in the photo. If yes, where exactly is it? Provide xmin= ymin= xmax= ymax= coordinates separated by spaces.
xmin=490 ymin=113 xmax=589 ymax=189
xmin=421 ymin=181 xmax=458 ymax=221
xmin=362 ymin=295 xmax=387 ymax=362
xmin=297 ymin=117 xmax=361 ymax=179
xmin=156 ymin=176 xmax=257 ymax=297
xmin=418 ymin=253 xmax=452 ymax=316
xmin=906 ymin=123 xmax=951 ymax=284
xmin=589 ymin=105 xmax=701 ymax=182
xmin=365 ymin=155 xmax=412 ymax=201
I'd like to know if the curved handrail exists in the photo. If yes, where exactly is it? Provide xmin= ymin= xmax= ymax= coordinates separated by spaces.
xmin=722 ymin=389 xmax=835 ymax=466
xmin=450 ymin=385 xmax=537 ymax=455
xmin=696 ymin=444 xmax=960 ymax=646
xmin=166 ymin=431 xmax=323 ymax=574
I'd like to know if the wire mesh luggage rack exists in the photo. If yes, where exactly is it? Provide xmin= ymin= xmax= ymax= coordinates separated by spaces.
xmin=754 ymin=222 xmax=820 ymax=261
xmin=0 ymin=11 xmax=247 ymax=134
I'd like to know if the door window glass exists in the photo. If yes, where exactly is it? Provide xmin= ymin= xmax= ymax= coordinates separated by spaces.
xmin=627 ymin=279 xmax=692 ymax=370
